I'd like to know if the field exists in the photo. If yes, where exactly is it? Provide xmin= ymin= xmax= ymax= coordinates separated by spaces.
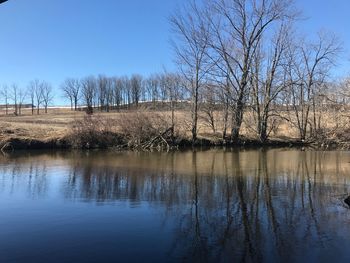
xmin=0 ymin=106 xmax=344 ymax=150
xmin=0 ymin=108 xmax=75 ymax=142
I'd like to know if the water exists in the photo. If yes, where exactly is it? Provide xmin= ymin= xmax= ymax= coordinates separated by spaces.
xmin=1 ymin=149 xmax=350 ymax=262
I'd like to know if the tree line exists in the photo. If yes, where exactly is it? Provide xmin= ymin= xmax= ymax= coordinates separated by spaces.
xmin=61 ymin=73 xmax=186 ymax=114
xmin=0 ymin=73 xmax=185 ymax=114
xmin=0 ymin=80 xmax=53 ymax=115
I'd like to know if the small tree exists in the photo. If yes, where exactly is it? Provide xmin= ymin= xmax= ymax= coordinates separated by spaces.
xmin=0 ymin=85 xmax=9 ymax=115
xmin=10 ymin=83 xmax=19 ymax=115
xmin=285 ymin=33 xmax=341 ymax=140
xmin=81 ymin=76 xmax=96 ymax=114
xmin=130 ymin=74 xmax=142 ymax=108
xmin=18 ymin=87 xmax=27 ymax=115
xmin=170 ymin=0 xmax=211 ymax=142
xmin=61 ymin=78 xmax=80 ymax=111
xmin=42 ymin=82 xmax=53 ymax=114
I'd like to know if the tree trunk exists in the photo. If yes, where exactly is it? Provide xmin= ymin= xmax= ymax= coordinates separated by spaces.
xmin=192 ymin=84 xmax=199 ymax=143
xmin=222 ymin=100 xmax=229 ymax=142
xmin=231 ymin=101 xmax=244 ymax=142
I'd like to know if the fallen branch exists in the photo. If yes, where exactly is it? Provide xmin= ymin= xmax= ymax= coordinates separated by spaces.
xmin=141 ymin=127 xmax=173 ymax=151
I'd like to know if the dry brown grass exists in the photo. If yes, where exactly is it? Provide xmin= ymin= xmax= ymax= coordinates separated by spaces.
xmin=1 ymin=107 xmax=348 ymax=145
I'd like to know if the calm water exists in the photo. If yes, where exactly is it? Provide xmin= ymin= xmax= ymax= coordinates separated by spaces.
xmin=1 ymin=149 xmax=350 ymax=263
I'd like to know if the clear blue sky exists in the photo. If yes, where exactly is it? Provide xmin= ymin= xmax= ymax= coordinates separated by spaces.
xmin=0 ymin=0 xmax=349 ymax=104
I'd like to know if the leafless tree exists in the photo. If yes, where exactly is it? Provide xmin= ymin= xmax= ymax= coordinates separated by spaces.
xmin=122 ymin=76 xmax=131 ymax=109
xmin=81 ymin=76 xmax=96 ymax=114
xmin=202 ymin=83 xmax=219 ymax=134
xmin=28 ymin=80 xmax=39 ymax=115
xmin=10 ymin=83 xmax=19 ymax=115
xmin=113 ymin=77 xmax=124 ymax=111
xmin=61 ymin=78 xmax=80 ymax=111
xmin=338 ymin=78 xmax=350 ymax=104
xmin=0 ymin=84 xmax=9 ymax=115
xmin=250 ymin=23 xmax=290 ymax=142
xmin=27 ymin=80 xmax=46 ymax=115
xmin=162 ymin=72 xmax=182 ymax=139
xmin=105 ymin=77 xmax=114 ymax=112
xmin=146 ymin=74 xmax=160 ymax=106
xmin=171 ymin=0 xmax=211 ymax=142
xmin=130 ymin=74 xmax=142 ymax=108
xmin=41 ymin=82 xmax=53 ymax=114
xmin=18 ymin=87 xmax=27 ymax=115
xmin=220 ymin=79 xmax=230 ymax=141
xmin=97 ymin=75 xmax=108 ymax=111
xmin=285 ymin=32 xmax=341 ymax=140
xmin=206 ymin=0 xmax=296 ymax=141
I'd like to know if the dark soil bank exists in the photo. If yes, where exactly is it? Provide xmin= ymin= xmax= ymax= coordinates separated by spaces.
xmin=0 ymin=133 xmax=310 ymax=153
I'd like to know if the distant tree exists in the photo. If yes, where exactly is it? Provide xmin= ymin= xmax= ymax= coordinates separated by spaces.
xmin=130 ymin=74 xmax=142 ymax=107
xmin=18 ymin=87 xmax=27 ymax=115
xmin=105 ymin=77 xmax=114 ymax=112
xmin=146 ymin=74 xmax=160 ymax=106
xmin=0 ymin=84 xmax=9 ymax=115
xmin=120 ymin=76 xmax=131 ymax=108
xmin=28 ymin=80 xmax=38 ymax=115
xmin=10 ymin=83 xmax=19 ymax=115
xmin=28 ymin=79 xmax=50 ymax=115
xmin=81 ymin=76 xmax=96 ymax=114
xmin=113 ymin=77 xmax=123 ymax=111
xmin=97 ymin=75 xmax=108 ymax=111
xmin=61 ymin=78 xmax=80 ymax=111
xmin=41 ymin=82 xmax=53 ymax=114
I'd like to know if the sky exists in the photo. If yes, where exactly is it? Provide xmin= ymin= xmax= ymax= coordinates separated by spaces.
xmin=0 ymin=0 xmax=349 ymax=105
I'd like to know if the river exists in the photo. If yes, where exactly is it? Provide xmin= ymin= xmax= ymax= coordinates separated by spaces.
xmin=1 ymin=149 xmax=350 ymax=262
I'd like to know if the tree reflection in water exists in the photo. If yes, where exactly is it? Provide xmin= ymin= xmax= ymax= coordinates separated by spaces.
xmin=1 ymin=149 xmax=350 ymax=262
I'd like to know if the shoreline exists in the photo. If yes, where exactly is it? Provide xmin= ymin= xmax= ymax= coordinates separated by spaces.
xmin=0 ymin=134 xmax=328 ymax=153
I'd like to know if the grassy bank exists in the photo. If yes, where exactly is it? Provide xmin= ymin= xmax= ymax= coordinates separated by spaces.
xmin=0 ymin=108 xmax=342 ymax=152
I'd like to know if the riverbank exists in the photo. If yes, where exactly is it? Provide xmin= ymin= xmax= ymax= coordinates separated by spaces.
xmin=0 ymin=133 xmax=312 ymax=152
xmin=0 ymin=108 xmax=345 ymax=152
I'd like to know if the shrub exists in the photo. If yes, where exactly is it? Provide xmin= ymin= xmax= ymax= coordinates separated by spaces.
xmin=117 ymin=111 xmax=172 ymax=148
xmin=67 ymin=115 xmax=123 ymax=148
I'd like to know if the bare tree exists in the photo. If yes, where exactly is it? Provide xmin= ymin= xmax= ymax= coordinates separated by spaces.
xmin=285 ymin=33 xmax=341 ymax=140
xmin=27 ymin=80 xmax=46 ymax=115
xmin=97 ymin=75 xmax=108 ymax=111
xmin=202 ymin=83 xmax=219 ymax=134
xmin=113 ymin=77 xmax=123 ymax=111
xmin=250 ymin=24 xmax=290 ymax=142
xmin=163 ymin=72 xmax=182 ymax=140
xmin=146 ymin=74 xmax=160 ymax=106
xmin=10 ymin=83 xmax=19 ymax=115
xmin=61 ymin=78 xmax=80 ymax=111
xmin=0 ymin=84 xmax=9 ymax=115
xmin=41 ymin=82 xmax=53 ymax=114
xmin=105 ymin=77 xmax=114 ymax=112
xmin=81 ymin=76 xmax=96 ymax=114
xmin=171 ymin=0 xmax=211 ymax=142
xmin=206 ymin=0 xmax=296 ymax=141
xmin=123 ymin=76 xmax=131 ymax=109
xmin=130 ymin=74 xmax=142 ymax=108
xmin=28 ymin=80 xmax=39 ymax=115
xmin=220 ymin=79 xmax=230 ymax=141
xmin=18 ymin=87 xmax=27 ymax=115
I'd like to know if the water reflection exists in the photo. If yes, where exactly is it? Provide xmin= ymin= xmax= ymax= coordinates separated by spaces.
xmin=1 ymin=149 xmax=350 ymax=262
